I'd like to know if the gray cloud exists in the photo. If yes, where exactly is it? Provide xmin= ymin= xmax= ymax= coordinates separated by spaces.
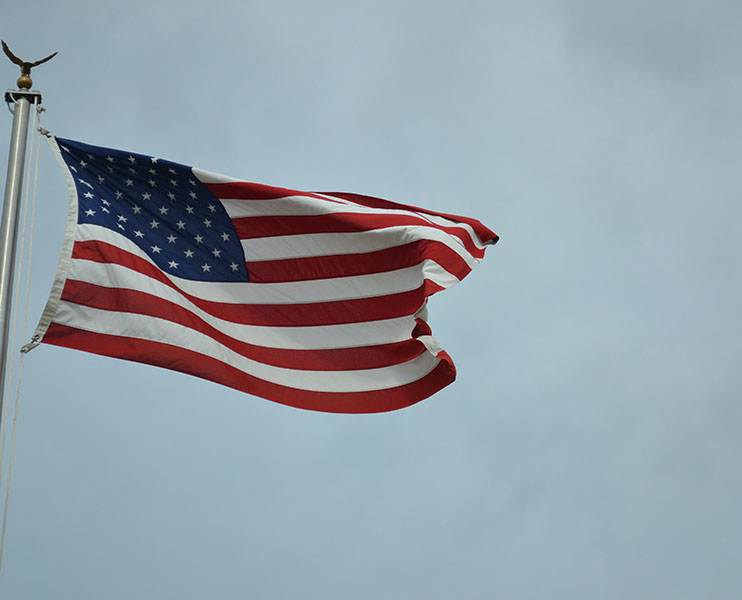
xmin=0 ymin=1 xmax=740 ymax=598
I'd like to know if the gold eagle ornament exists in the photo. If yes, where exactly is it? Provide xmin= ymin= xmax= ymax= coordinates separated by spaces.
xmin=2 ymin=40 xmax=57 ymax=89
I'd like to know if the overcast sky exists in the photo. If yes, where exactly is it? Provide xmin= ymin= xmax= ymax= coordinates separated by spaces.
xmin=1 ymin=1 xmax=741 ymax=598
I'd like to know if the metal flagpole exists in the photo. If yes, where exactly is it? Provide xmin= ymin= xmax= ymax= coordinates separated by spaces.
xmin=0 ymin=41 xmax=56 ymax=429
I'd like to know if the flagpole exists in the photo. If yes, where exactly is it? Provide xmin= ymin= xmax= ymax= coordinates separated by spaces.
xmin=0 ymin=41 xmax=55 ymax=430
xmin=0 ymin=88 xmax=39 ymax=427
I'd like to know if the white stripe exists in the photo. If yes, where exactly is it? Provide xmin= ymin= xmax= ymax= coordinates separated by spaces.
xmin=416 ymin=213 xmax=491 ymax=249
xmin=77 ymin=224 xmax=458 ymax=303
xmin=52 ymin=302 xmax=441 ymax=393
xmin=67 ymin=257 xmax=424 ymax=349
xmin=193 ymin=168 xmax=245 ymax=184
xmin=240 ymin=225 xmax=480 ymax=267
xmin=220 ymin=195 xmax=428 ymax=221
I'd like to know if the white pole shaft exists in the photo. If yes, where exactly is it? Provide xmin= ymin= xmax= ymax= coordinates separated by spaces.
xmin=0 ymin=93 xmax=35 ymax=427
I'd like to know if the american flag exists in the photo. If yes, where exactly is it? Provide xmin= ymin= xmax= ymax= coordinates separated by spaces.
xmin=32 ymin=136 xmax=497 ymax=413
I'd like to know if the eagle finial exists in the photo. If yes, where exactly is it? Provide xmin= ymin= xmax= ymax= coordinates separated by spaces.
xmin=2 ymin=40 xmax=57 ymax=89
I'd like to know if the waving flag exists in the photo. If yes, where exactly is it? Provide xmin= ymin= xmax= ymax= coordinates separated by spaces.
xmin=31 ymin=137 xmax=497 ymax=413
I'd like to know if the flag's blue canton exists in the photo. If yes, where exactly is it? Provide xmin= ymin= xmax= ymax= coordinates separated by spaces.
xmin=56 ymin=138 xmax=249 ymax=282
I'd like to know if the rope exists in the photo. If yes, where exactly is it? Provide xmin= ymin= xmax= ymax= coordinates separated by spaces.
xmin=0 ymin=99 xmax=42 ymax=576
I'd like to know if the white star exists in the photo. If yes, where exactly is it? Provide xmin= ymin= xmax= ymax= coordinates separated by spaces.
xmin=201 ymin=263 xmax=211 ymax=272
xmin=128 ymin=155 xmax=136 ymax=164
xmin=148 ymin=168 xmax=156 ymax=175
xmin=87 ymin=154 xmax=94 ymax=160
xmin=97 ymin=175 xmax=105 ymax=183
xmin=168 ymin=261 xmax=178 ymax=269
xmin=184 ymin=249 xmax=194 ymax=258
xmin=151 ymin=245 xmax=162 ymax=253
xmin=221 ymin=232 xmax=230 ymax=241
xmin=148 ymin=179 xmax=157 ymax=187
xmin=230 ymin=262 xmax=239 ymax=272
xmin=168 ymin=168 xmax=176 ymax=174
xmin=117 ymin=224 xmax=125 ymax=230
xmin=189 ymin=191 xmax=197 ymax=199
xmin=150 ymin=157 xmax=159 ymax=164
xmin=142 ymin=192 xmax=152 ymax=201
xmin=134 ymin=230 xmax=144 ymax=238
xmin=203 ymin=218 xmax=212 ymax=228
xmin=128 ymin=168 xmax=137 ymax=174
xmin=106 ymin=155 xmax=114 ymax=163
xmin=78 ymin=179 xmax=94 ymax=189
xmin=85 ymin=209 xmax=96 ymax=217
xmin=189 ymin=178 xmax=197 ymax=186
xmin=69 ymin=165 xmax=77 ymax=173
xmin=150 ymin=220 xmax=159 ymax=229
xmin=80 ymin=160 xmax=88 ymax=168
xmin=101 ymin=207 xmax=110 ymax=213
xmin=167 ymin=192 xmax=176 ymax=201
xmin=125 ymin=179 xmax=134 ymax=187
xmin=107 ymin=166 xmax=114 ymax=173
xmin=212 ymin=248 xmax=221 ymax=257
xmin=207 ymin=204 xmax=216 ymax=213
xmin=118 ymin=215 xmax=127 ymax=222
xmin=185 ymin=206 xmax=194 ymax=214
xmin=159 ymin=206 xmax=169 ymax=215
xmin=167 ymin=234 xmax=177 ymax=244
xmin=61 ymin=145 xmax=70 ymax=153
xmin=170 ymin=178 xmax=178 ymax=187
xmin=101 ymin=199 xmax=111 ymax=206
xmin=194 ymin=234 xmax=203 ymax=244
xmin=83 ymin=191 xmax=94 ymax=199
xmin=132 ymin=205 xmax=142 ymax=214
xmin=176 ymin=220 xmax=186 ymax=230
xmin=114 ymin=190 xmax=123 ymax=199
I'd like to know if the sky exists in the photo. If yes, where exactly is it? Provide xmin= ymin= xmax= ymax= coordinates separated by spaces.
xmin=0 ymin=1 xmax=741 ymax=598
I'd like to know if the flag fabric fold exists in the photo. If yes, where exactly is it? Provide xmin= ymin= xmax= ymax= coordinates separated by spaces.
xmin=32 ymin=136 xmax=497 ymax=413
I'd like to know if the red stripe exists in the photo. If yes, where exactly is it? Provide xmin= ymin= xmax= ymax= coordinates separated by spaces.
xmin=43 ymin=324 xmax=456 ymax=413
xmin=326 ymin=191 xmax=499 ymax=246
xmin=59 ymin=280 xmax=428 ymax=370
xmin=245 ymin=240 xmax=471 ymax=283
xmin=412 ymin=318 xmax=433 ymax=338
xmin=204 ymin=181 xmax=335 ymax=203
xmin=203 ymin=181 xmax=498 ymax=247
xmin=232 ymin=213 xmax=486 ymax=259
xmin=71 ymin=241 xmax=443 ymax=326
